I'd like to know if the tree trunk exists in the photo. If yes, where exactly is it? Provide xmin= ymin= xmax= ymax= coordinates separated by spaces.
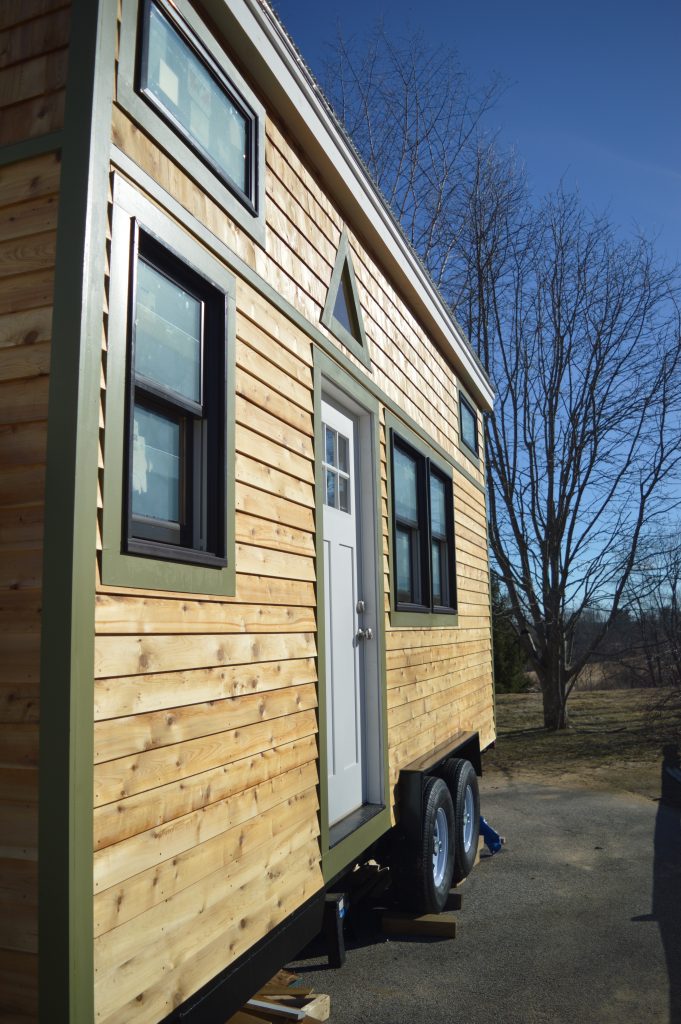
xmin=541 ymin=681 xmax=569 ymax=730
xmin=538 ymin=635 xmax=569 ymax=730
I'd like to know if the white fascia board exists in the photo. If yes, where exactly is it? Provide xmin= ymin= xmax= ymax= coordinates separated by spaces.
xmin=200 ymin=0 xmax=495 ymax=412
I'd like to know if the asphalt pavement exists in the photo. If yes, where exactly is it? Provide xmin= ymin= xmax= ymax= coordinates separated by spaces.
xmin=292 ymin=771 xmax=681 ymax=1023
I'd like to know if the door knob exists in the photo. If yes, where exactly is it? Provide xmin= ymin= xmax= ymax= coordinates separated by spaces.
xmin=356 ymin=627 xmax=374 ymax=641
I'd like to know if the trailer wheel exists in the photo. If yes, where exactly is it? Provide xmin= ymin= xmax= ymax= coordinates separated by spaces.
xmin=412 ymin=776 xmax=456 ymax=913
xmin=439 ymin=758 xmax=480 ymax=883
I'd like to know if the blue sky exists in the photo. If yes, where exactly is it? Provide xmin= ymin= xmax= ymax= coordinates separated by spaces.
xmin=273 ymin=0 xmax=681 ymax=265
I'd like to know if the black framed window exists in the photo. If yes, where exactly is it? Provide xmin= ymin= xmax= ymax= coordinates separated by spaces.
xmin=391 ymin=431 xmax=457 ymax=614
xmin=137 ymin=0 xmax=258 ymax=211
xmin=459 ymin=393 xmax=479 ymax=456
xmin=125 ymin=227 xmax=227 ymax=566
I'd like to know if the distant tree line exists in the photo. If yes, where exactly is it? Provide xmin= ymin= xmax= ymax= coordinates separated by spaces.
xmin=573 ymin=528 xmax=681 ymax=692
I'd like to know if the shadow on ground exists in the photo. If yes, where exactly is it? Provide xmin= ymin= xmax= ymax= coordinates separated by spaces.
xmin=653 ymin=745 xmax=681 ymax=1023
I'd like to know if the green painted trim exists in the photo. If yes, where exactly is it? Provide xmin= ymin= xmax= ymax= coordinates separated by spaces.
xmin=313 ymin=348 xmax=391 ymax=882
xmin=312 ymin=363 xmax=329 ymax=860
xmin=0 ymin=130 xmax=64 ymax=167
xmin=385 ymin=409 xmax=460 ymax=629
xmin=117 ymin=0 xmax=266 ymax=247
xmin=320 ymin=229 xmax=371 ymax=371
xmin=38 ymin=1 xmax=117 ymax=1020
xmin=324 ymin=806 xmax=392 ymax=881
xmin=109 ymin=150 xmax=485 ymax=498
xmin=101 ymin=176 xmax=236 ymax=596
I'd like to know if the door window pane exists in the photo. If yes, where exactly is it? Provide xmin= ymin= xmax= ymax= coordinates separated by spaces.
xmin=394 ymin=446 xmax=418 ymax=522
xmin=143 ymin=3 xmax=249 ymax=194
xmin=132 ymin=404 xmax=182 ymax=523
xmin=338 ymin=433 xmax=349 ymax=473
xmin=135 ymin=259 xmax=202 ymax=402
xmin=396 ymin=526 xmax=413 ymax=603
xmin=339 ymin=474 xmax=350 ymax=513
xmin=325 ymin=425 xmax=336 ymax=467
xmin=430 ymin=473 xmax=446 ymax=537
xmin=325 ymin=467 xmax=337 ymax=508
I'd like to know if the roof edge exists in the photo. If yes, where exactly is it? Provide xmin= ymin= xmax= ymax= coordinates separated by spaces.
xmin=201 ymin=0 xmax=494 ymax=411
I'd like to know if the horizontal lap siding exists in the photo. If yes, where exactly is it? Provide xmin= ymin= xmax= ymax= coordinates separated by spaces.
xmin=0 ymin=5 xmax=70 ymax=147
xmin=264 ymin=122 xmax=493 ymax=784
xmin=262 ymin=122 xmax=492 ymax=807
xmin=101 ymin=11 xmax=493 ymax=1017
xmin=95 ymin=141 xmax=322 ymax=1018
xmin=0 ymin=1 xmax=66 ymax=1005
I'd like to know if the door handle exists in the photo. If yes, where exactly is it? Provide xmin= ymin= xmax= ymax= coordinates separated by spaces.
xmin=356 ymin=627 xmax=374 ymax=641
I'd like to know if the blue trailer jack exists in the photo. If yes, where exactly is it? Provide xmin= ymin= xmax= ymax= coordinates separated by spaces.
xmin=479 ymin=816 xmax=505 ymax=854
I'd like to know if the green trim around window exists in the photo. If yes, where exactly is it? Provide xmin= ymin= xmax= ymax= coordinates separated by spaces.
xmin=313 ymin=349 xmax=391 ymax=882
xmin=101 ymin=175 xmax=236 ymax=595
xmin=38 ymin=1 xmax=118 ymax=1021
xmin=385 ymin=409 xmax=460 ymax=629
xmin=109 ymin=151 xmax=487 ymax=502
xmin=457 ymin=382 xmax=482 ymax=468
xmin=117 ymin=0 xmax=266 ymax=247
xmin=321 ymin=229 xmax=371 ymax=370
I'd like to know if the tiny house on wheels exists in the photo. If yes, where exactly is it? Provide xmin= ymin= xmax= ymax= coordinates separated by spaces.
xmin=0 ymin=1 xmax=496 ymax=1021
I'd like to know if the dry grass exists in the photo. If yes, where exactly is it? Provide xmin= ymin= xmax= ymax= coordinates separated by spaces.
xmin=484 ymin=688 xmax=681 ymax=799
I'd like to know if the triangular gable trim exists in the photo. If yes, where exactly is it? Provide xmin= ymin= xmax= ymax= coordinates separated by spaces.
xmin=321 ymin=229 xmax=371 ymax=370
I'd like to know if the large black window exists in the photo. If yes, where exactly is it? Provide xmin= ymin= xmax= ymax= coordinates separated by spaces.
xmin=137 ymin=0 xmax=258 ymax=210
xmin=125 ymin=228 xmax=227 ymax=566
xmin=391 ymin=431 xmax=457 ymax=614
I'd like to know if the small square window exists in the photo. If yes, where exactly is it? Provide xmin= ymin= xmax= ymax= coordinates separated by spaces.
xmin=322 ymin=424 xmax=351 ymax=514
xmin=126 ymin=228 xmax=227 ymax=566
xmin=459 ymin=393 xmax=479 ymax=457
xmin=138 ymin=0 xmax=257 ymax=210
xmin=390 ymin=432 xmax=456 ymax=615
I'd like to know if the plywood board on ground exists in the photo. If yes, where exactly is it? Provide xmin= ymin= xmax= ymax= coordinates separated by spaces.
xmin=381 ymin=910 xmax=457 ymax=938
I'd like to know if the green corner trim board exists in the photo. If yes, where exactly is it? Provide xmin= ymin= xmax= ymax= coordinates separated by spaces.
xmin=37 ymin=1 xmax=117 ymax=1021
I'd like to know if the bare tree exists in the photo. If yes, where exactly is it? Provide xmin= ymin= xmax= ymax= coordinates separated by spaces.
xmin=626 ymin=530 xmax=681 ymax=690
xmin=474 ymin=191 xmax=681 ymax=727
xmin=327 ymin=30 xmax=681 ymax=728
xmin=323 ymin=27 xmax=506 ymax=287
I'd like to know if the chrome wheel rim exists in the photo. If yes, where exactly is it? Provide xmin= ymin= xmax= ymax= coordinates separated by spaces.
xmin=462 ymin=783 xmax=474 ymax=853
xmin=432 ymin=806 xmax=449 ymax=886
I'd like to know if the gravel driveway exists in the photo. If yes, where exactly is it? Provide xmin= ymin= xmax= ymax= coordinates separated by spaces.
xmin=293 ymin=772 xmax=681 ymax=1023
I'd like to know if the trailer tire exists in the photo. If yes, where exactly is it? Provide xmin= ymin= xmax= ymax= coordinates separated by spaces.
xmin=410 ymin=776 xmax=456 ymax=914
xmin=439 ymin=758 xmax=480 ymax=883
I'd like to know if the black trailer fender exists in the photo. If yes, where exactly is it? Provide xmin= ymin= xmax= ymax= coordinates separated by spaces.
xmin=397 ymin=730 xmax=481 ymax=845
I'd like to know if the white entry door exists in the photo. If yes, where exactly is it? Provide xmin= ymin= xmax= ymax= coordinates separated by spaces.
xmin=322 ymin=399 xmax=365 ymax=825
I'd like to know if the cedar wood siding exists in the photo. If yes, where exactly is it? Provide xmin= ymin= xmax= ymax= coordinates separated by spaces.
xmin=94 ymin=3 xmax=494 ymax=1017
xmin=0 ymin=2 xmax=71 ymax=1018
xmin=0 ymin=0 xmax=494 ymax=1020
